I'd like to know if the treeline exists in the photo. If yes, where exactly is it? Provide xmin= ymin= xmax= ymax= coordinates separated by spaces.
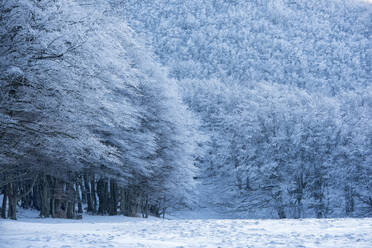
xmin=0 ymin=0 xmax=200 ymax=220
xmin=1 ymin=173 xmax=167 ymax=220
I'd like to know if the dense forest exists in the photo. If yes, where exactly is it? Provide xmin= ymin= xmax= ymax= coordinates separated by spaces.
xmin=0 ymin=0 xmax=371 ymax=220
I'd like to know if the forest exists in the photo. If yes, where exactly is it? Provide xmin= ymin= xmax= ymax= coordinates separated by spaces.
xmin=0 ymin=0 xmax=371 ymax=220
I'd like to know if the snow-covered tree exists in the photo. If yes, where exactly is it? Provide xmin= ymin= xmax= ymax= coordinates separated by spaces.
xmin=182 ymin=79 xmax=371 ymax=218
xmin=123 ymin=0 xmax=371 ymax=95
xmin=0 ymin=0 xmax=200 ymax=219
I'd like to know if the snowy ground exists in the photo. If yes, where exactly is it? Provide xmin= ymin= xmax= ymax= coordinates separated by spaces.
xmin=1 ymin=211 xmax=372 ymax=248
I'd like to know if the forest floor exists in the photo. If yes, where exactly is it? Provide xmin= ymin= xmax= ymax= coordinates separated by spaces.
xmin=0 ymin=210 xmax=372 ymax=248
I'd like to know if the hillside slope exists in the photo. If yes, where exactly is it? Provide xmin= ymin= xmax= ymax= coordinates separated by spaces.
xmin=123 ymin=0 xmax=371 ymax=94
xmin=121 ymin=0 xmax=372 ymax=218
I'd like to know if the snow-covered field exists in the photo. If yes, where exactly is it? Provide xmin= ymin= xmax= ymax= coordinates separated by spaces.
xmin=1 ymin=213 xmax=371 ymax=248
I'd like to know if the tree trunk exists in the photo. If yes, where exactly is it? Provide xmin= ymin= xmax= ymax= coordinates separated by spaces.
xmin=109 ymin=179 xmax=117 ymax=216
xmin=311 ymin=167 xmax=327 ymax=218
xmin=122 ymin=188 xmax=137 ymax=217
xmin=277 ymin=205 xmax=286 ymax=219
xmin=31 ymin=184 xmax=41 ymax=211
xmin=8 ymin=197 xmax=17 ymax=220
xmin=7 ymin=183 xmax=17 ymax=220
xmin=91 ymin=176 xmax=97 ymax=213
xmin=274 ymin=191 xmax=286 ymax=219
xmin=120 ymin=188 xmax=125 ymax=215
xmin=76 ymin=182 xmax=83 ymax=214
xmin=81 ymin=176 xmax=87 ymax=204
xmin=53 ymin=179 xmax=66 ymax=218
xmin=84 ymin=175 xmax=93 ymax=212
xmin=294 ymin=173 xmax=305 ymax=219
xmin=40 ymin=175 xmax=51 ymax=217
xmin=344 ymin=185 xmax=354 ymax=216
xmin=141 ymin=195 xmax=149 ymax=218
xmin=66 ymin=183 xmax=75 ymax=219
xmin=97 ymin=179 xmax=107 ymax=215
xmin=21 ymin=189 xmax=32 ymax=209
xmin=122 ymin=189 xmax=132 ymax=217
xmin=1 ymin=186 xmax=8 ymax=218
xmin=162 ymin=207 xmax=166 ymax=219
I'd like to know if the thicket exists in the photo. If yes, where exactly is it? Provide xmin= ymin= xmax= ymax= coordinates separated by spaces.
xmin=0 ymin=0 xmax=200 ymax=220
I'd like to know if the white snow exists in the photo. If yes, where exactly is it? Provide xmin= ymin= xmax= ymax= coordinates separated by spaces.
xmin=5 ymin=66 xmax=24 ymax=77
xmin=1 ymin=212 xmax=371 ymax=248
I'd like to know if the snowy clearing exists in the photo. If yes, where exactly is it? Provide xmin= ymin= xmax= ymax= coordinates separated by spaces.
xmin=1 ymin=215 xmax=371 ymax=248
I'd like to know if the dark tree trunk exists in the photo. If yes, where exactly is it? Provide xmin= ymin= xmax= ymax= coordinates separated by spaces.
xmin=162 ymin=207 xmax=166 ymax=219
xmin=122 ymin=189 xmax=131 ymax=216
xmin=150 ymin=202 xmax=161 ymax=217
xmin=91 ymin=176 xmax=97 ymax=213
xmin=7 ymin=183 xmax=17 ymax=220
xmin=40 ymin=175 xmax=51 ymax=218
xmin=66 ymin=183 xmax=75 ymax=219
xmin=8 ymin=197 xmax=17 ymax=220
xmin=66 ymin=201 xmax=74 ymax=219
xmin=311 ymin=167 xmax=327 ymax=218
xmin=53 ymin=179 xmax=66 ymax=218
xmin=97 ymin=179 xmax=108 ymax=215
xmin=274 ymin=191 xmax=286 ymax=219
xmin=277 ymin=206 xmax=286 ymax=219
xmin=345 ymin=185 xmax=354 ymax=216
xmin=76 ymin=182 xmax=83 ymax=214
xmin=109 ymin=179 xmax=118 ymax=216
xmin=294 ymin=172 xmax=305 ymax=219
xmin=122 ymin=188 xmax=138 ymax=217
xmin=81 ymin=176 xmax=87 ymax=204
xmin=120 ymin=187 xmax=125 ymax=215
xmin=32 ymin=184 xmax=41 ymax=211
xmin=120 ymin=188 xmax=138 ymax=217
xmin=84 ymin=175 xmax=93 ymax=212
xmin=1 ymin=186 xmax=8 ymax=218
xmin=20 ymin=183 xmax=33 ymax=209
xmin=141 ymin=195 xmax=149 ymax=218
